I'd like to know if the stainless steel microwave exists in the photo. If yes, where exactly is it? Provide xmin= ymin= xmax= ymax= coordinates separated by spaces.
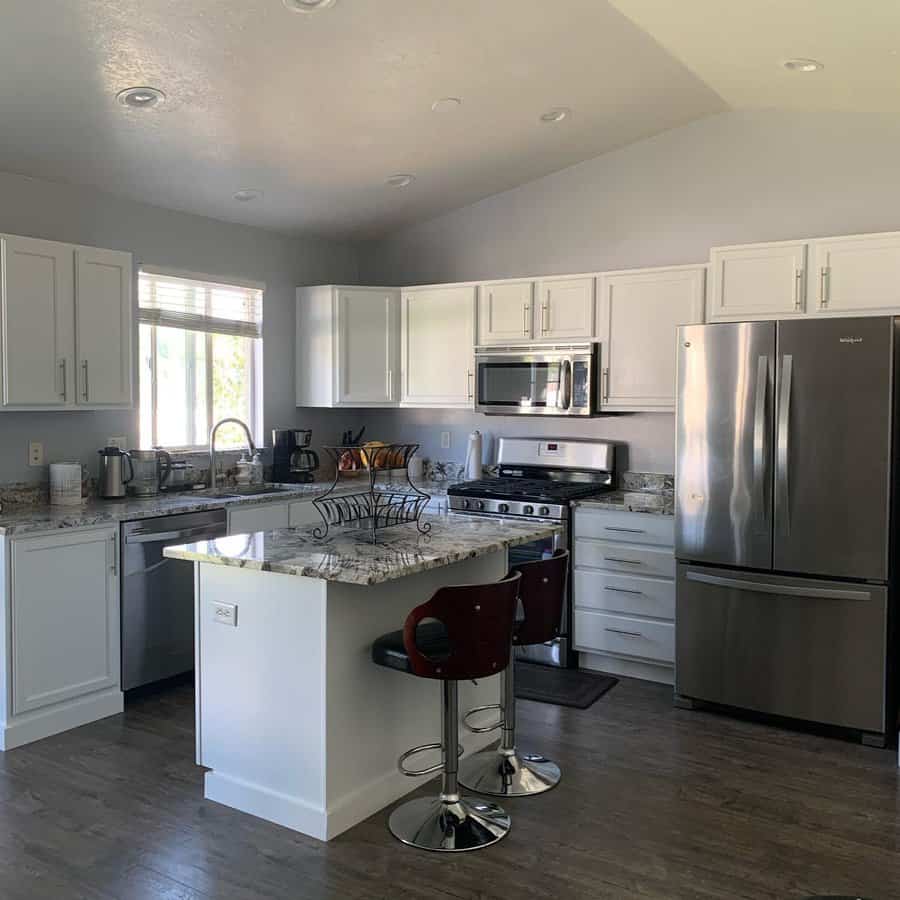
xmin=474 ymin=343 xmax=599 ymax=416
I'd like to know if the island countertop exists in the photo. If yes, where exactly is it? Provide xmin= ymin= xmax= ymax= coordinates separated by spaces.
xmin=163 ymin=514 xmax=561 ymax=586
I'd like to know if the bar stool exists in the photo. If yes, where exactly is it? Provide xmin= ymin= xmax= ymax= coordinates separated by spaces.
xmin=370 ymin=570 xmax=522 ymax=852
xmin=458 ymin=549 xmax=570 ymax=797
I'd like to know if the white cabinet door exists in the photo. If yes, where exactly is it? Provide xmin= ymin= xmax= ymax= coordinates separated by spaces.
xmin=335 ymin=288 xmax=399 ymax=405
xmin=0 ymin=235 xmax=75 ymax=408
xmin=401 ymin=286 xmax=475 ymax=407
xmin=75 ymin=247 xmax=133 ymax=407
xmin=598 ymin=266 xmax=705 ymax=412
xmin=708 ymin=241 xmax=807 ymax=321
xmin=810 ymin=232 xmax=900 ymax=316
xmin=228 ymin=501 xmax=290 ymax=535
xmin=477 ymin=282 xmax=534 ymax=344
xmin=11 ymin=528 xmax=119 ymax=715
xmin=535 ymin=277 xmax=595 ymax=340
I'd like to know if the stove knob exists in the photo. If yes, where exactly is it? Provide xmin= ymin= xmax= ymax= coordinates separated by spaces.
xmin=475 ymin=500 xmax=485 ymax=511
xmin=539 ymin=506 xmax=550 ymax=516
xmin=523 ymin=505 xmax=534 ymax=515
xmin=462 ymin=499 xmax=471 ymax=509
xmin=498 ymin=503 xmax=510 ymax=514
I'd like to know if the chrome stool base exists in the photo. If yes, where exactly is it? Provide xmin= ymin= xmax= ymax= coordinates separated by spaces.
xmin=458 ymin=748 xmax=561 ymax=797
xmin=388 ymin=795 xmax=510 ymax=852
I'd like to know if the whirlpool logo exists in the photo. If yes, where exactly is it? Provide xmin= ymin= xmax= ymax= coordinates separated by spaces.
xmin=839 ymin=336 xmax=864 ymax=344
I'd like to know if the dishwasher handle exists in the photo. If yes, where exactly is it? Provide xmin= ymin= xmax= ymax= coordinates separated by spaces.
xmin=125 ymin=523 xmax=226 ymax=545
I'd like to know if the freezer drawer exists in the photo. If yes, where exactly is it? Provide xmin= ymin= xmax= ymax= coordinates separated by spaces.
xmin=676 ymin=564 xmax=887 ymax=733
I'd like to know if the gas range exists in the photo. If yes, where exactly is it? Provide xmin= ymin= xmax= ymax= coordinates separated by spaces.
xmin=447 ymin=437 xmax=617 ymax=522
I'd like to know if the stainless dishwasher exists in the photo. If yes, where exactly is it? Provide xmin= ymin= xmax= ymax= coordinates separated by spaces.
xmin=121 ymin=509 xmax=227 ymax=690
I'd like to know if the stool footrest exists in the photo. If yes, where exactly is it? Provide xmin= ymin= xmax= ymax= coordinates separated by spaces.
xmin=398 ymin=741 xmax=465 ymax=777
xmin=462 ymin=703 xmax=504 ymax=734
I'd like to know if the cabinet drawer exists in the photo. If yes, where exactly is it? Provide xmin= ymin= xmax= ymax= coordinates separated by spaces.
xmin=574 ymin=610 xmax=674 ymax=664
xmin=574 ymin=538 xmax=675 ymax=578
xmin=574 ymin=508 xmax=674 ymax=547
xmin=574 ymin=570 xmax=675 ymax=620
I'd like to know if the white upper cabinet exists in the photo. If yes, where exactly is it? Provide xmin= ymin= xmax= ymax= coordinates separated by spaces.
xmin=0 ymin=235 xmax=75 ymax=408
xmin=75 ymin=247 xmax=133 ymax=407
xmin=810 ymin=232 xmax=900 ymax=316
xmin=296 ymin=285 xmax=400 ymax=408
xmin=477 ymin=281 xmax=534 ymax=344
xmin=598 ymin=265 xmax=705 ymax=412
xmin=335 ymin=288 xmax=399 ymax=405
xmin=401 ymin=285 xmax=475 ymax=407
xmin=708 ymin=241 xmax=807 ymax=322
xmin=534 ymin=276 xmax=595 ymax=340
xmin=0 ymin=234 xmax=133 ymax=411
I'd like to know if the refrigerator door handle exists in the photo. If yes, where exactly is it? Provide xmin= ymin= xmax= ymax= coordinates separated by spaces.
xmin=776 ymin=354 xmax=793 ymax=536
xmin=753 ymin=355 xmax=768 ymax=524
xmin=685 ymin=571 xmax=872 ymax=602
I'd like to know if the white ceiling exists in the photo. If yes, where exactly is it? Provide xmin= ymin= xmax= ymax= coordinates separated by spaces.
xmin=0 ymin=1 xmax=725 ymax=238
xmin=608 ymin=0 xmax=900 ymax=115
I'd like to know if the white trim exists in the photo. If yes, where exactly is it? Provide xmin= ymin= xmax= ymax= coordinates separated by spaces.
xmin=140 ymin=264 xmax=266 ymax=293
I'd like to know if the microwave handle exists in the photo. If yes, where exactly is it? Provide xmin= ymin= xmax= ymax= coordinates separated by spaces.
xmin=558 ymin=358 xmax=572 ymax=410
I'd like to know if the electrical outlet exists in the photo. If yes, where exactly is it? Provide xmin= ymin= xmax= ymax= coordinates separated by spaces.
xmin=211 ymin=601 xmax=238 ymax=627
xmin=107 ymin=436 xmax=127 ymax=449
xmin=440 ymin=431 xmax=451 ymax=449
xmin=28 ymin=441 xmax=44 ymax=467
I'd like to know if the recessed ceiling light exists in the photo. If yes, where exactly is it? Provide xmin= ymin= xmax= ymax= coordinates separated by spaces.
xmin=233 ymin=189 xmax=263 ymax=202
xmin=282 ymin=0 xmax=336 ymax=11
xmin=116 ymin=86 xmax=165 ymax=109
xmin=783 ymin=58 xmax=824 ymax=72
xmin=385 ymin=174 xmax=414 ymax=188
xmin=540 ymin=107 xmax=571 ymax=123
xmin=431 ymin=97 xmax=462 ymax=112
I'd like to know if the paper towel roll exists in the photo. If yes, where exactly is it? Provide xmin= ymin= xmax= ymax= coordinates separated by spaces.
xmin=465 ymin=430 xmax=482 ymax=481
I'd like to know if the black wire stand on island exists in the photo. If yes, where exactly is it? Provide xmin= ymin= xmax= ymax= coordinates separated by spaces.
xmin=312 ymin=443 xmax=432 ymax=544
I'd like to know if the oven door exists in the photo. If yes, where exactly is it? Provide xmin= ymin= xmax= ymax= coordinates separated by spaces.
xmin=475 ymin=346 xmax=596 ymax=416
xmin=507 ymin=517 xmax=574 ymax=668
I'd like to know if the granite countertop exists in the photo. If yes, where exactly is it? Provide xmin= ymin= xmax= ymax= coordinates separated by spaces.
xmin=163 ymin=514 xmax=561 ymax=586
xmin=0 ymin=478 xmax=450 ymax=537
xmin=573 ymin=489 xmax=674 ymax=516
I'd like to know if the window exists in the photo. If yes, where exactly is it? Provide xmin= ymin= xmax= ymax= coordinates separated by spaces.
xmin=138 ymin=268 xmax=263 ymax=450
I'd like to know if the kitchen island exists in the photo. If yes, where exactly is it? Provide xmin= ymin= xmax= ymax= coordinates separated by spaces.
xmin=164 ymin=514 xmax=561 ymax=841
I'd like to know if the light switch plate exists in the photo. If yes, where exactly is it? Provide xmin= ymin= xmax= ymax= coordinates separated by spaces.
xmin=440 ymin=431 xmax=451 ymax=449
xmin=211 ymin=601 xmax=238 ymax=627
xmin=28 ymin=441 xmax=44 ymax=466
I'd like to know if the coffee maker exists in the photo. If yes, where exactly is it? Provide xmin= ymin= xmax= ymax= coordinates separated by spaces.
xmin=272 ymin=428 xmax=319 ymax=483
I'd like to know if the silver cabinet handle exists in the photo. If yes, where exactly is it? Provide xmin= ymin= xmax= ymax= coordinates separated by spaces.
xmin=387 ymin=369 xmax=393 ymax=400
xmin=776 ymin=354 xmax=792 ymax=536
xmin=467 ymin=369 xmax=474 ymax=400
xmin=604 ymin=627 xmax=642 ymax=638
xmin=81 ymin=360 xmax=89 ymax=401
xmin=58 ymin=358 xmax=67 ymax=400
xmin=604 ymin=585 xmax=643 ymax=595
xmin=819 ymin=266 xmax=829 ymax=308
xmin=793 ymin=269 xmax=803 ymax=310
xmin=522 ymin=303 xmax=529 ymax=336
xmin=685 ymin=570 xmax=872 ymax=602
xmin=604 ymin=556 xmax=642 ymax=566
xmin=125 ymin=524 xmax=223 ymax=544
xmin=752 ymin=355 xmax=768 ymax=525
xmin=540 ymin=302 xmax=548 ymax=335
xmin=109 ymin=535 xmax=118 ymax=574
xmin=602 ymin=366 xmax=610 ymax=401
xmin=604 ymin=525 xmax=644 ymax=534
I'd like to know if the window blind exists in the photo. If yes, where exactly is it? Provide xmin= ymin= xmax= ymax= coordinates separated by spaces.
xmin=138 ymin=269 xmax=263 ymax=339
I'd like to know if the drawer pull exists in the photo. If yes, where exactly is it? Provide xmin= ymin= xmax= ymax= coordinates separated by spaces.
xmin=604 ymin=627 xmax=643 ymax=638
xmin=604 ymin=586 xmax=643 ymax=596
xmin=604 ymin=556 xmax=642 ymax=566
xmin=604 ymin=526 xmax=645 ymax=534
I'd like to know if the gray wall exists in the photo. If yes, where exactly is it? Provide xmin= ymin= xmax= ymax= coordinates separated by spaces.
xmin=358 ymin=109 xmax=900 ymax=473
xmin=0 ymin=171 xmax=360 ymax=483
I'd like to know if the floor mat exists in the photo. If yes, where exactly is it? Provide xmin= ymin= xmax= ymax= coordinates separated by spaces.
xmin=514 ymin=662 xmax=617 ymax=709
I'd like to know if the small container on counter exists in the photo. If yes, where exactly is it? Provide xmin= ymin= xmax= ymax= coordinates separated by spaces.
xmin=50 ymin=462 xmax=83 ymax=506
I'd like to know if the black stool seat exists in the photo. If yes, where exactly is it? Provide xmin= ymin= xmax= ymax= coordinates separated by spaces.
xmin=372 ymin=622 xmax=449 ymax=674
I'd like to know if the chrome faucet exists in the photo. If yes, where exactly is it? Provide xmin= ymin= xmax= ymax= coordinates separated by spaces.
xmin=208 ymin=418 xmax=256 ymax=488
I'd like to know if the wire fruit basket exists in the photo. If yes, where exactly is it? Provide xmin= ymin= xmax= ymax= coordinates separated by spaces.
xmin=312 ymin=443 xmax=431 ymax=543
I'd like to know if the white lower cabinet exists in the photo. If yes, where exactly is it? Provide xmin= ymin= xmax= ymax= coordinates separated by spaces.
xmin=573 ymin=507 xmax=675 ymax=685
xmin=1 ymin=527 xmax=123 ymax=749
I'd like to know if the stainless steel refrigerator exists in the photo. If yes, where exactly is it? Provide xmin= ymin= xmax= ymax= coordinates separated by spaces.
xmin=674 ymin=317 xmax=897 ymax=746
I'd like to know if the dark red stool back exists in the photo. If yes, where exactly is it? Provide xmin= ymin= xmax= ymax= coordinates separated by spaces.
xmin=512 ymin=548 xmax=570 ymax=647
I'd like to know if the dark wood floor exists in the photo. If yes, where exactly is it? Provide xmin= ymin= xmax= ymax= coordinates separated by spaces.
xmin=0 ymin=678 xmax=898 ymax=900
